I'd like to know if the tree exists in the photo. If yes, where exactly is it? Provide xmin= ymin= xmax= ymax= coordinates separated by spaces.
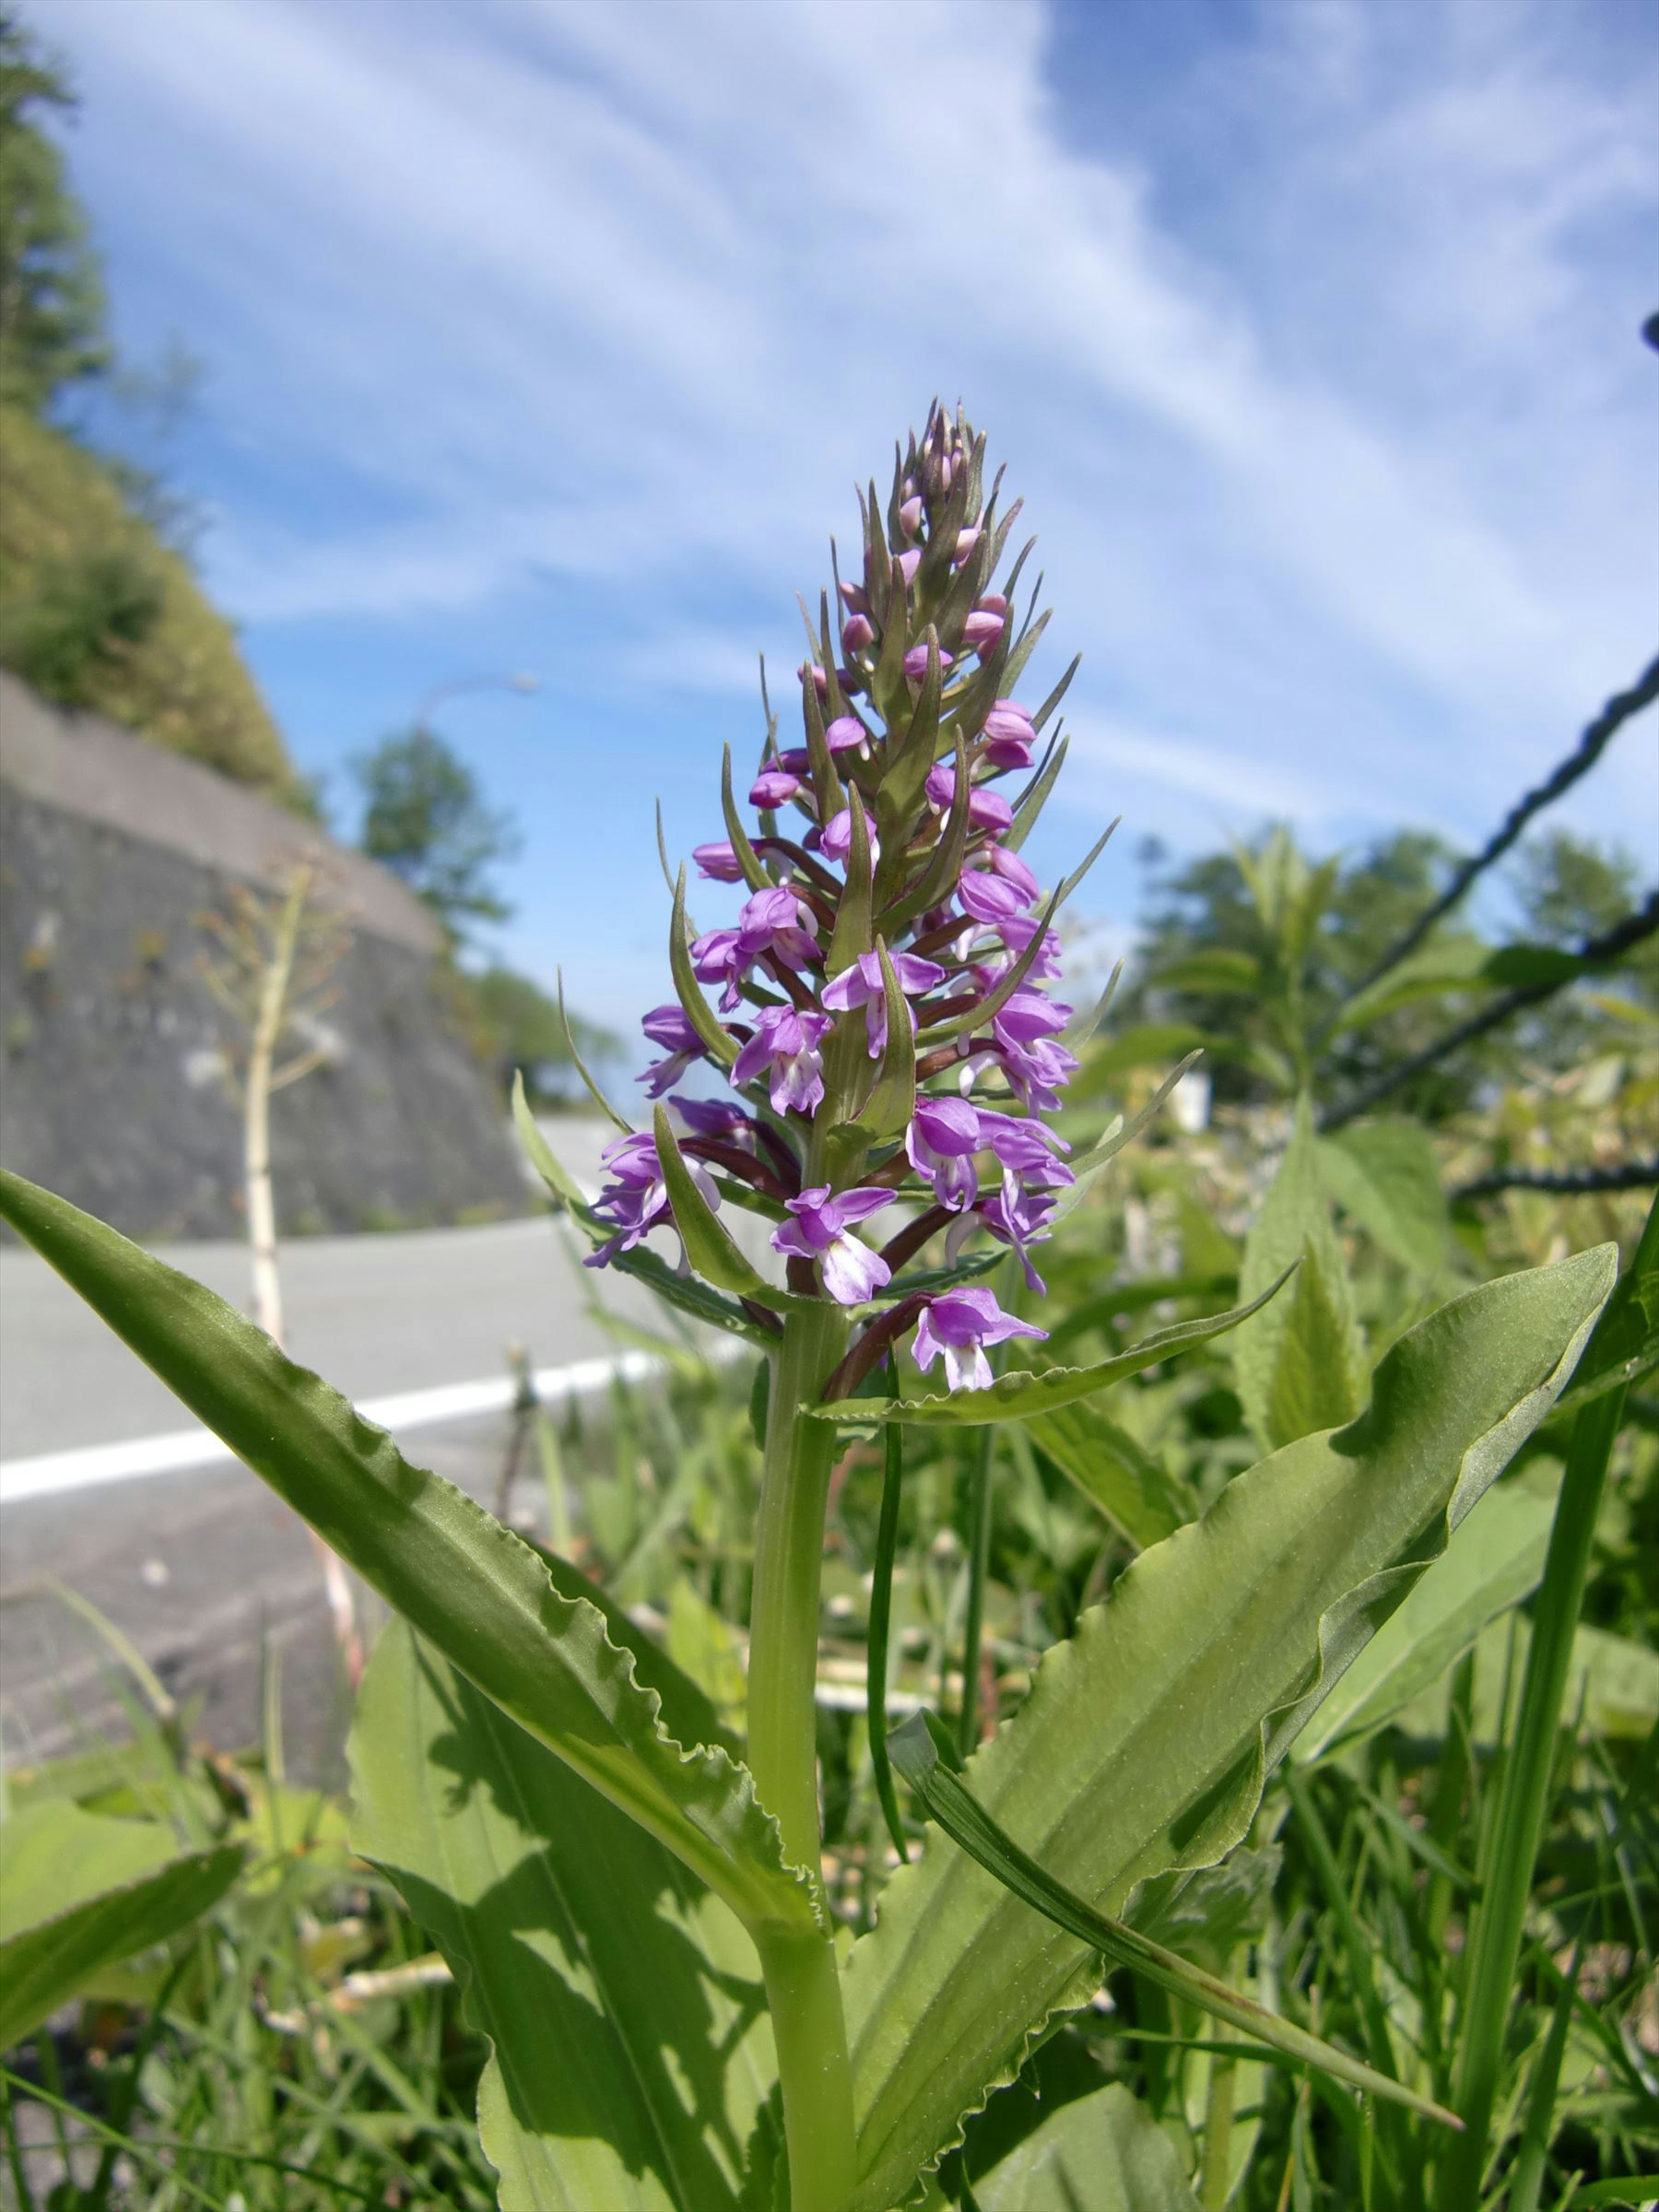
xmin=0 ymin=10 xmax=110 ymax=412
xmin=465 ymin=965 xmax=623 ymax=1106
xmin=353 ymin=726 xmax=518 ymax=937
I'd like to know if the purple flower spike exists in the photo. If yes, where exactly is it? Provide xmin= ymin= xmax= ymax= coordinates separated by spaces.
xmin=750 ymin=767 xmax=802 ymax=810
xmin=823 ymin=715 xmax=868 ymax=754
xmin=772 ymin=1184 xmax=893 ymax=1304
xmin=903 ymin=643 xmax=954 ymax=680
xmin=843 ymin=613 xmax=877 ymax=654
xmin=906 ymin=1094 xmax=983 ymax=1211
xmin=732 ymin=1004 xmax=833 ymax=1117
xmin=822 ymin=947 xmax=946 ymax=1056
xmin=694 ymin=839 xmax=744 ymax=884
xmin=912 ymin=1286 xmax=1046 ymax=1392
xmin=638 ymin=1003 xmax=705 ymax=1098
xmin=821 ymin=807 xmax=881 ymax=869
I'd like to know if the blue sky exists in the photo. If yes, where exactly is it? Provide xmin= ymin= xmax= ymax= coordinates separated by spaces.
xmin=37 ymin=0 xmax=1659 ymax=1041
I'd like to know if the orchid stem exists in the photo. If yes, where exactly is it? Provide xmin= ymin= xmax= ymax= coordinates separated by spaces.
xmin=747 ymin=1297 xmax=857 ymax=2210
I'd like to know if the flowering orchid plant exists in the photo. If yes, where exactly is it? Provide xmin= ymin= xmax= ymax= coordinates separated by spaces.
xmin=0 ymin=407 xmax=1621 ymax=2212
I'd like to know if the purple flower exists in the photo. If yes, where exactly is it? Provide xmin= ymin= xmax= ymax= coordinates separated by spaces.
xmin=983 ymin=913 xmax=1064 ymax=980
xmin=903 ymin=643 xmax=954 ymax=680
xmin=957 ymin=867 xmax=1031 ymax=925
xmin=952 ymin=527 xmax=983 ymax=569
xmin=821 ymin=806 xmax=881 ymax=869
xmin=976 ymin=1106 xmax=1073 ymax=1182
xmin=912 ymin=1287 xmax=1046 ymax=1392
xmin=585 ymin=1133 xmax=719 ymax=1270
xmin=690 ymin=928 xmax=744 ymax=1009
xmin=671 ymin=1094 xmax=752 ymax=1142
xmin=736 ymin=886 xmax=819 ymax=971
xmin=981 ymin=698 xmax=1036 ymax=771
xmin=898 ymin=494 xmax=923 ymax=537
xmin=694 ymin=839 xmax=744 ymax=884
xmin=839 ymin=581 xmax=871 ymax=617
xmin=843 ymin=613 xmax=877 ymax=654
xmin=962 ymin=609 xmax=1005 ymax=657
xmin=905 ymin=1095 xmax=983 ymax=1211
xmin=732 ymin=1004 xmax=832 ymax=1116
xmin=771 ymin=1185 xmax=893 ymax=1304
xmin=801 ymin=661 xmax=830 ymax=699
xmin=821 ymin=948 xmax=946 ymax=1055
xmin=638 ymin=1004 xmax=705 ymax=1097
xmin=925 ymin=764 xmax=1015 ymax=834
xmin=977 ymin=1179 xmax=1062 ymax=1293
xmin=750 ymin=767 xmax=802 ymax=809
xmin=824 ymin=715 xmax=868 ymax=754
xmin=895 ymin=547 xmax=921 ymax=588
xmin=993 ymin=988 xmax=1072 ymax=1046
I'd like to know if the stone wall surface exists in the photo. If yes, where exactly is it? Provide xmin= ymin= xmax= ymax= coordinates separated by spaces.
xmin=0 ymin=674 xmax=528 ymax=1239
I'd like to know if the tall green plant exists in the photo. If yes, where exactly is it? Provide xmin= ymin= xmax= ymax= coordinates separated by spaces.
xmin=0 ymin=409 xmax=1620 ymax=2210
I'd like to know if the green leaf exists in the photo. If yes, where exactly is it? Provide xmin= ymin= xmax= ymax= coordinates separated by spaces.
xmin=1316 ymin=1120 xmax=1449 ymax=1278
xmin=721 ymin=744 xmax=773 ymax=893
xmin=0 ymin=1802 xmax=243 ymax=2049
xmin=513 ymin=1074 xmax=601 ymax=1220
xmin=1003 ymin=731 xmax=1068 ymax=855
xmin=1265 ymin=1246 xmax=1365 ymax=1447
xmin=1044 ymin=1273 xmax=1238 ymax=1356
xmin=1557 ymin=1192 xmax=1659 ymax=1411
xmin=1293 ymin=1477 xmax=1558 ymax=1763
xmin=825 ymin=788 xmax=875 ymax=977
xmin=810 ymin=1272 xmax=1293 ymax=1428
xmin=652 ymin=1106 xmax=776 ymax=1303
xmin=1060 ymin=1052 xmax=1204 ymax=1189
xmin=839 ymin=1247 xmax=1612 ymax=2209
xmin=1025 ymin=1399 xmax=1187 ymax=1551
xmin=671 ymin=868 xmax=740 ymax=1068
xmin=888 ymin=1715 xmax=1459 ymax=2126
xmin=351 ymin=1622 xmax=777 ymax=2212
xmin=605 ymin=1243 xmax=779 ymax=1347
xmin=1328 ymin=937 xmax=1492 ymax=1034
xmin=0 ymin=1169 xmax=818 ymax=1946
xmin=849 ymin=939 xmax=918 ymax=1142
xmin=970 ymin=2082 xmax=1201 ymax=2212
xmin=1234 ymin=1096 xmax=1363 ymax=1449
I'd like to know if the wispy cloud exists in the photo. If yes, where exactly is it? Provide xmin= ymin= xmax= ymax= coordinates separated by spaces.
xmin=42 ymin=0 xmax=1658 ymax=1017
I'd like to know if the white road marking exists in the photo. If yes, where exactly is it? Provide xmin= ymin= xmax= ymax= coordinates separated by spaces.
xmin=0 ymin=1347 xmax=675 ymax=1506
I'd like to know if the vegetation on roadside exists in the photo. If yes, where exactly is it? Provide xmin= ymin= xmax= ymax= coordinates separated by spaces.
xmin=0 ymin=11 xmax=303 ymax=806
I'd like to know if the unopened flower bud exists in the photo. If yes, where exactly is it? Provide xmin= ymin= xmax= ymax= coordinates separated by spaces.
xmin=899 ymin=495 xmax=923 ymax=537
xmin=962 ymin=609 xmax=1004 ymax=655
xmin=750 ymin=767 xmax=802 ymax=808
xmin=800 ymin=661 xmax=830 ymax=699
xmin=895 ymin=548 xmax=921 ymax=587
xmin=842 ymin=613 xmax=877 ymax=653
xmin=693 ymin=840 xmax=744 ymax=883
xmin=823 ymin=715 xmax=867 ymax=754
xmin=839 ymin=581 xmax=870 ymax=617
xmin=952 ymin=528 xmax=982 ymax=568
xmin=903 ymin=643 xmax=954 ymax=680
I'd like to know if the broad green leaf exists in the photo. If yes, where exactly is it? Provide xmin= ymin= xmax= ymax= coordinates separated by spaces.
xmin=890 ymin=1716 xmax=1459 ymax=2126
xmin=0 ymin=1802 xmax=244 ymax=2049
xmin=971 ymin=2082 xmax=1201 ymax=2212
xmin=1265 ymin=1247 xmax=1364 ymax=1447
xmin=351 ymin=1623 xmax=777 ymax=2212
xmin=1316 ymin=1120 xmax=1449 ymax=1278
xmin=1293 ymin=1477 xmax=1557 ymax=1763
xmin=840 ymin=1248 xmax=1612 ymax=2209
xmin=0 ymin=1170 xmax=817 ymax=1946
xmin=653 ymin=1106 xmax=776 ymax=1303
xmin=1234 ymin=1096 xmax=1362 ymax=1449
xmin=1025 ymin=1399 xmax=1186 ymax=1550
xmin=810 ymin=1273 xmax=1292 ymax=1429
xmin=1393 ymin=1613 xmax=1659 ymax=1747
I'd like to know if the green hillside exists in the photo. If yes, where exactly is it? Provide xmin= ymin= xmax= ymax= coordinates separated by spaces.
xmin=0 ymin=11 xmax=305 ymax=807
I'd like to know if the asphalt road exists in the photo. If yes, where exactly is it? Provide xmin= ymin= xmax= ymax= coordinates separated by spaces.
xmin=0 ymin=1117 xmax=743 ymax=1777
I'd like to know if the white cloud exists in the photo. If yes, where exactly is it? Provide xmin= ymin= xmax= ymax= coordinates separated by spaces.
xmin=44 ymin=0 xmax=1659 ymax=888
